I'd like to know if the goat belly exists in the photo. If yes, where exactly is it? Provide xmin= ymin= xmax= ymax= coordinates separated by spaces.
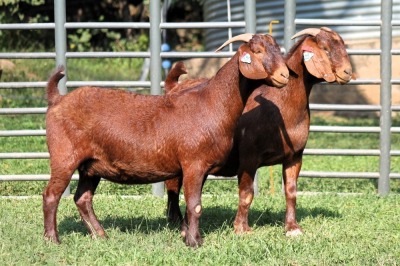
xmin=81 ymin=159 xmax=178 ymax=184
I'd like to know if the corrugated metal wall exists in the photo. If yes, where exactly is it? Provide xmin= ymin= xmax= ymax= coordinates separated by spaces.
xmin=204 ymin=0 xmax=400 ymax=50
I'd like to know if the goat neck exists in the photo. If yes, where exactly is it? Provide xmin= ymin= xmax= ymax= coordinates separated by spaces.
xmin=284 ymin=37 xmax=315 ymax=102
xmin=203 ymin=52 xmax=260 ymax=123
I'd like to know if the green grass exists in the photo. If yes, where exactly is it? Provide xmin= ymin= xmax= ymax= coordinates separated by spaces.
xmin=0 ymin=194 xmax=399 ymax=265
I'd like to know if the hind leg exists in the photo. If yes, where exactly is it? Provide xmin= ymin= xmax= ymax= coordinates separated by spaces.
xmin=165 ymin=177 xmax=183 ymax=223
xmin=43 ymin=161 xmax=76 ymax=244
xmin=74 ymin=170 xmax=106 ymax=239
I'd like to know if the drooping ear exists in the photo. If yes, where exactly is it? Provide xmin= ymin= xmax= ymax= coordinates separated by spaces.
xmin=302 ymin=39 xmax=335 ymax=82
xmin=238 ymin=45 xmax=268 ymax=80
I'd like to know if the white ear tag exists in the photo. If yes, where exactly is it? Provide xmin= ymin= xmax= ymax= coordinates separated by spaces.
xmin=241 ymin=52 xmax=252 ymax=64
xmin=303 ymin=51 xmax=314 ymax=62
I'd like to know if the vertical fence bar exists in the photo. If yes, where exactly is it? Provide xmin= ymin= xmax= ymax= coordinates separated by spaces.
xmin=284 ymin=0 xmax=296 ymax=53
xmin=244 ymin=0 xmax=256 ymax=33
xmin=378 ymin=0 xmax=392 ymax=196
xmin=54 ymin=0 xmax=70 ymax=197
xmin=244 ymin=0 xmax=258 ymax=195
xmin=150 ymin=0 xmax=164 ymax=197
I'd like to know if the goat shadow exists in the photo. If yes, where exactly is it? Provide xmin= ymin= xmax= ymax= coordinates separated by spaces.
xmin=58 ymin=202 xmax=340 ymax=238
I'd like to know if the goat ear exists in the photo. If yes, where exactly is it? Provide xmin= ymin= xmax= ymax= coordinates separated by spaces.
xmin=238 ymin=45 xmax=268 ymax=80
xmin=302 ymin=41 xmax=335 ymax=82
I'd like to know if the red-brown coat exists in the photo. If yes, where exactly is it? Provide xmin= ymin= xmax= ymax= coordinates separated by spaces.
xmin=42 ymin=34 xmax=289 ymax=247
xmin=165 ymin=27 xmax=353 ymax=236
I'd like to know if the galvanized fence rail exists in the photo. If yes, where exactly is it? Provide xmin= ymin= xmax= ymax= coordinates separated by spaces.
xmin=0 ymin=0 xmax=398 ymax=196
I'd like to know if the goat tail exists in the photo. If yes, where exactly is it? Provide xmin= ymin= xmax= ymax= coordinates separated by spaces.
xmin=46 ymin=65 xmax=65 ymax=106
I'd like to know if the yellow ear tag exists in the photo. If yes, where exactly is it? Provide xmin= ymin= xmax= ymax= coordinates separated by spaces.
xmin=241 ymin=52 xmax=251 ymax=64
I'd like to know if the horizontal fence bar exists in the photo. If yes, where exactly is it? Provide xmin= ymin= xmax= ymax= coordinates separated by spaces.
xmin=299 ymin=171 xmax=379 ymax=179
xmin=2 ymin=172 xmax=400 ymax=181
xmin=0 ymin=130 xmax=46 ymax=136
xmin=3 ymin=49 xmax=400 ymax=60
xmin=310 ymin=126 xmax=379 ymax=133
xmin=4 ymin=20 xmax=397 ymax=31
xmin=0 ymin=108 xmax=47 ymax=114
xmin=3 ymin=149 xmax=400 ymax=160
xmin=0 ymin=152 xmax=49 ymax=159
xmin=0 ymin=81 xmax=153 ymax=89
xmin=3 ymin=127 xmax=400 ymax=137
xmin=0 ymin=79 xmax=386 ymax=89
xmin=0 ymin=174 xmax=78 ymax=181
xmin=66 ymin=22 xmax=150 ymax=29
xmin=4 ymin=149 xmax=400 ymax=159
xmin=309 ymin=104 xmax=381 ymax=111
xmin=295 ymin=19 xmax=381 ymax=26
xmin=1 ymin=105 xmax=391 ymax=115
xmin=300 ymin=171 xmax=400 ymax=179
xmin=304 ymin=149 xmax=380 ymax=156
xmin=0 ymin=23 xmax=55 ymax=30
xmin=0 ymin=21 xmax=246 ymax=31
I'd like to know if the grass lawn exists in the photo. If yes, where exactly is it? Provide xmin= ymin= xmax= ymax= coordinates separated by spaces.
xmin=0 ymin=194 xmax=399 ymax=265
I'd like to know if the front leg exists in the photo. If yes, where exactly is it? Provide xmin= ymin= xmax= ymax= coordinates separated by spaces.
xmin=233 ymin=166 xmax=257 ymax=234
xmin=182 ymin=171 xmax=206 ymax=248
xmin=282 ymin=158 xmax=303 ymax=236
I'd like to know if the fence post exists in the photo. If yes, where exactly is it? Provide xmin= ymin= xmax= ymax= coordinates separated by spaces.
xmin=150 ymin=0 xmax=164 ymax=197
xmin=244 ymin=0 xmax=259 ymax=195
xmin=54 ymin=0 xmax=70 ymax=197
xmin=284 ymin=0 xmax=296 ymax=53
xmin=378 ymin=0 xmax=392 ymax=196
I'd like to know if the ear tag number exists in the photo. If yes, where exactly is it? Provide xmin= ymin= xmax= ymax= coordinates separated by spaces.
xmin=303 ymin=51 xmax=314 ymax=62
xmin=241 ymin=53 xmax=252 ymax=64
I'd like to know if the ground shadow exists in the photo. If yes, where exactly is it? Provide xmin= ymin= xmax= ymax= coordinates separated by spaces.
xmin=58 ymin=203 xmax=340 ymax=239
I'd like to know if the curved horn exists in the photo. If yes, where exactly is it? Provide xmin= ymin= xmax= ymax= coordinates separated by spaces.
xmin=291 ymin=28 xmax=321 ymax=40
xmin=215 ymin=33 xmax=254 ymax=52
xmin=321 ymin=26 xmax=333 ymax=32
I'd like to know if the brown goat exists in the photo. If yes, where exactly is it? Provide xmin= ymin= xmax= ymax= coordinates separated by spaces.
xmin=43 ymin=33 xmax=289 ymax=247
xmin=165 ymin=27 xmax=353 ymax=236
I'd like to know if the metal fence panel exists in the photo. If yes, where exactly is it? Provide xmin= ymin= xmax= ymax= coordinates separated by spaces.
xmin=0 ymin=0 xmax=398 ymax=195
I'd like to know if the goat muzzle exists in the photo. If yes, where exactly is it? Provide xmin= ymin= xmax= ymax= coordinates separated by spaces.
xmin=335 ymin=67 xmax=353 ymax=84
xmin=270 ymin=68 xmax=289 ymax=88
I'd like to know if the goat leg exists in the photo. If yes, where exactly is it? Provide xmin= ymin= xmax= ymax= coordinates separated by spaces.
xmin=182 ymin=171 xmax=205 ymax=248
xmin=165 ymin=177 xmax=183 ymax=223
xmin=74 ymin=173 xmax=106 ymax=239
xmin=234 ymin=166 xmax=257 ymax=234
xmin=43 ymin=170 xmax=74 ymax=244
xmin=283 ymin=159 xmax=303 ymax=237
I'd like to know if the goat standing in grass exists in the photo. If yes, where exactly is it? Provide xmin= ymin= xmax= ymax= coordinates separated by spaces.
xmin=165 ymin=27 xmax=353 ymax=237
xmin=43 ymin=33 xmax=289 ymax=247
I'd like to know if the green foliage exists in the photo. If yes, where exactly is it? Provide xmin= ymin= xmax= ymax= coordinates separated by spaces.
xmin=0 ymin=1 xmax=150 ymax=52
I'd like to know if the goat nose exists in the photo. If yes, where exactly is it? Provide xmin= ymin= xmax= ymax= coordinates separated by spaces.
xmin=344 ymin=67 xmax=352 ymax=76
xmin=281 ymin=68 xmax=289 ymax=81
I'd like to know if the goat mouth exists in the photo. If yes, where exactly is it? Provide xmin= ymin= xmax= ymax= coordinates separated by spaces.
xmin=271 ymin=76 xmax=289 ymax=88
xmin=335 ymin=74 xmax=352 ymax=84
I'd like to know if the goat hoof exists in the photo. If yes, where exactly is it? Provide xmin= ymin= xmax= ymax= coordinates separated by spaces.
xmin=185 ymin=235 xmax=203 ymax=248
xmin=286 ymin=228 xmax=303 ymax=237
xmin=44 ymin=234 xmax=60 ymax=244
xmin=234 ymin=223 xmax=252 ymax=234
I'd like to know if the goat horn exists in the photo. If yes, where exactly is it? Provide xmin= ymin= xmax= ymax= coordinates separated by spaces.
xmin=215 ymin=33 xmax=254 ymax=52
xmin=291 ymin=28 xmax=321 ymax=40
